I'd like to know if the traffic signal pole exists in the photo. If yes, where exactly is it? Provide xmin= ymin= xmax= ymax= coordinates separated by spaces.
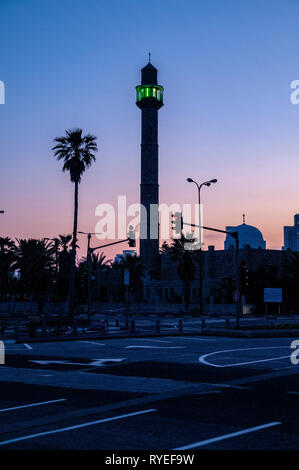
xmin=86 ymin=229 xmax=136 ymax=319
xmin=174 ymin=217 xmax=241 ymax=327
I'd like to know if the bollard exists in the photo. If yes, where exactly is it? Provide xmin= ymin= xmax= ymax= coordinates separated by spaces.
xmin=201 ymin=318 xmax=206 ymax=329
xmin=178 ymin=319 xmax=183 ymax=334
xmin=116 ymin=319 xmax=119 ymax=327
xmin=131 ymin=319 xmax=135 ymax=333
xmin=125 ymin=317 xmax=129 ymax=329
xmin=106 ymin=319 xmax=109 ymax=333
xmin=156 ymin=319 xmax=160 ymax=333
xmin=226 ymin=318 xmax=230 ymax=328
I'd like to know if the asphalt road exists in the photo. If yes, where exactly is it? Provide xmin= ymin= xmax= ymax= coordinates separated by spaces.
xmin=0 ymin=334 xmax=299 ymax=449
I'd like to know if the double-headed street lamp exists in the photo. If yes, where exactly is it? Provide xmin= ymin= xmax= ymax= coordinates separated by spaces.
xmin=187 ymin=177 xmax=217 ymax=315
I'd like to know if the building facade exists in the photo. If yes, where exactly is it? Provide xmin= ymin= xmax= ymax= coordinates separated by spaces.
xmin=283 ymin=214 xmax=299 ymax=251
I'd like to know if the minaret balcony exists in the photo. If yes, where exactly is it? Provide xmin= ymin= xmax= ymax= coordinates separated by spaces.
xmin=136 ymin=85 xmax=164 ymax=109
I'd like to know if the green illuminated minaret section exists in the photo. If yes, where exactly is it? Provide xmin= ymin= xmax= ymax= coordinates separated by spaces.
xmin=136 ymin=60 xmax=164 ymax=268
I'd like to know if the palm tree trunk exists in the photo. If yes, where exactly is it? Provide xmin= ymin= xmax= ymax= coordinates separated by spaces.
xmin=68 ymin=181 xmax=79 ymax=317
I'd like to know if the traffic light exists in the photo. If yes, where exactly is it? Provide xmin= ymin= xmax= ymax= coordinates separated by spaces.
xmin=240 ymin=261 xmax=249 ymax=291
xmin=128 ymin=225 xmax=136 ymax=247
xmin=171 ymin=212 xmax=183 ymax=236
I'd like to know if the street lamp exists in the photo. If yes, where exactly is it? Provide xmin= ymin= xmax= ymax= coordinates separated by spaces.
xmin=187 ymin=177 xmax=217 ymax=315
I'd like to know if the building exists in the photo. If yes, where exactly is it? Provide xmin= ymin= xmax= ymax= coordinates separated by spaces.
xmin=283 ymin=214 xmax=299 ymax=251
xmin=224 ymin=218 xmax=266 ymax=250
xmin=136 ymin=59 xmax=164 ymax=270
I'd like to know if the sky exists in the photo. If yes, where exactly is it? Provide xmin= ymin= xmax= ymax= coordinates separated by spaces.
xmin=1 ymin=0 xmax=299 ymax=259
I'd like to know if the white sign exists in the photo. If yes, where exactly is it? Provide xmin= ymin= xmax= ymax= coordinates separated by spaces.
xmin=264 ymin=288 xmax=282 ymax=303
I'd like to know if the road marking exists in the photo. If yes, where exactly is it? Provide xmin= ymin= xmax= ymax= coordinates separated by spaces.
xmin=199 ymin=346 xmax=291 ymax=368
xmin=133 ymin=338 xmax=172 ymax=343
xmin=288 ymin=391 xmax=299 ymax=395
xmin=125 ymin=346 xmax=185 ymax=349
xmin=0 ymin=408 xmax=157 ymax=446
xmin=200 ymin=383 xmax=251 ymax=390
xmin=178 ymin=337 xmax=216 ymax=342
xmin=78 ymin=341 xmax=105 ymax=346
xmin=173 ymin=421 xmax=281 ymax=450
xmin=30 ymin=358 xmax=126 ymax=367
xmin=0 ymin=398 xmax=66 ymax=413
xmin=23 ymin=344 xmax=32 ymax=350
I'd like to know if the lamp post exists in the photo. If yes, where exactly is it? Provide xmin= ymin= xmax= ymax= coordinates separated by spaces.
xmin=187 ymin=178 xmax=217 ymax=315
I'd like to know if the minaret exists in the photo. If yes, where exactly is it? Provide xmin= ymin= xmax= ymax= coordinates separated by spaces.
xmin=136 ymin=58 xmax=164 ymax=270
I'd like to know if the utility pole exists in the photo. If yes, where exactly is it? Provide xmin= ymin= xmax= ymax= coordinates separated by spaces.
xmin=181 ymin=221 xmax=241 ymax=327
xmin=84 ymin=227 xmax=136 ymax=320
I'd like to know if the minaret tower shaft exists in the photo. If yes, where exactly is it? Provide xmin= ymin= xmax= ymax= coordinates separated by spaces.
xmin=136 ymin=60 xmax=164 ymax=269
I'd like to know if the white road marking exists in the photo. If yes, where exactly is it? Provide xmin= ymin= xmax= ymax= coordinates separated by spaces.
xmin=0 ymin=408 xmax=157 ymax=446
xmin=23 ymin=344 xmax=32 ymax=350
xmin=0 ymin=398 xmax=66 ymax=413
xmin=133 ymin=338 xmax=172 ymax=343
xmin=125 ymin=345 xmax=185 ymax=349
xmin=199 ymin=346 xmax=291 ymax=368
xmin=78 ymin=341 xmax=105 ymax=346
xmin=173 ymin=421 xmax=281 ymax=450
xmin=30 ymin=358 xmax=126 ymax=367
xmin=200 ymin=383 xmax=251 ymax=390
xmin=178 ymin=337 xmax=217 ymax=342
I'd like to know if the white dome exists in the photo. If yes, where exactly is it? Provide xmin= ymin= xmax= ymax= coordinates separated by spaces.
xmin=224 ymin=223 xmax=266 ymax=250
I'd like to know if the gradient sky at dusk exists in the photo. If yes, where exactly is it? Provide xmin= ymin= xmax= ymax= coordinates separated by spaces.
xmin=1 ymin=0 xmax=299 ymax=259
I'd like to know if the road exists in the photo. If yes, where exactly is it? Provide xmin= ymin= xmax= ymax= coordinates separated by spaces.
xmin=0 ymin=334 xmax=299 ymax=449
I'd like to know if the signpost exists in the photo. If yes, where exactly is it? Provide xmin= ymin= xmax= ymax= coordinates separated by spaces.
xmin=264 ymin=288 xmax=282 ymax=315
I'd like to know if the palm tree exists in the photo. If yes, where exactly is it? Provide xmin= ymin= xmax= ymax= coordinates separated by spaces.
xmin=53 ymin=129 xmax=98 ymax=316
xmin=170 ymin=234 xmax=196 ymax=311
xmin=0 ymin=237 xmax=16 ymax=299
xmin=12 ymin=238 xmax=55 ymax=298
xmin=80 ymin=252 xmax=111 ymax=271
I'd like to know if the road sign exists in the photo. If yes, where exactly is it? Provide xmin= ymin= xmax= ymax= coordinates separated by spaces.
xmin=233 ymin=291 xmax=240 ymax=302
xmin=124 ymin=269 xmax=130 ymax=286
xmin=264 ymin=288 xmax=282 ymax=303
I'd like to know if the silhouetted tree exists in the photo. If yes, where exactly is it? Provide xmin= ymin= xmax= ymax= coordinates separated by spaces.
xmin=53 ymin=129 xmax=98 ymax=316
xmin=0 ymin=237 xmax=16 ymax=299
xmin=12 ymin=239 xmax=55 ymax=298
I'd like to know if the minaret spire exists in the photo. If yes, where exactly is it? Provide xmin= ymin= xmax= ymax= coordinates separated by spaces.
xmin=243 ymin=214 xmax=246 ymax=224
xmin=148 ymin=52 xmax=151 ymax=63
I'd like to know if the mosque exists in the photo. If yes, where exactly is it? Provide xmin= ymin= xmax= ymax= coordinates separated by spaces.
xmin=99 ymin=60 xmax=286 ymax=313
xmin=224 ymin=216 xmax=266 ymax=250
